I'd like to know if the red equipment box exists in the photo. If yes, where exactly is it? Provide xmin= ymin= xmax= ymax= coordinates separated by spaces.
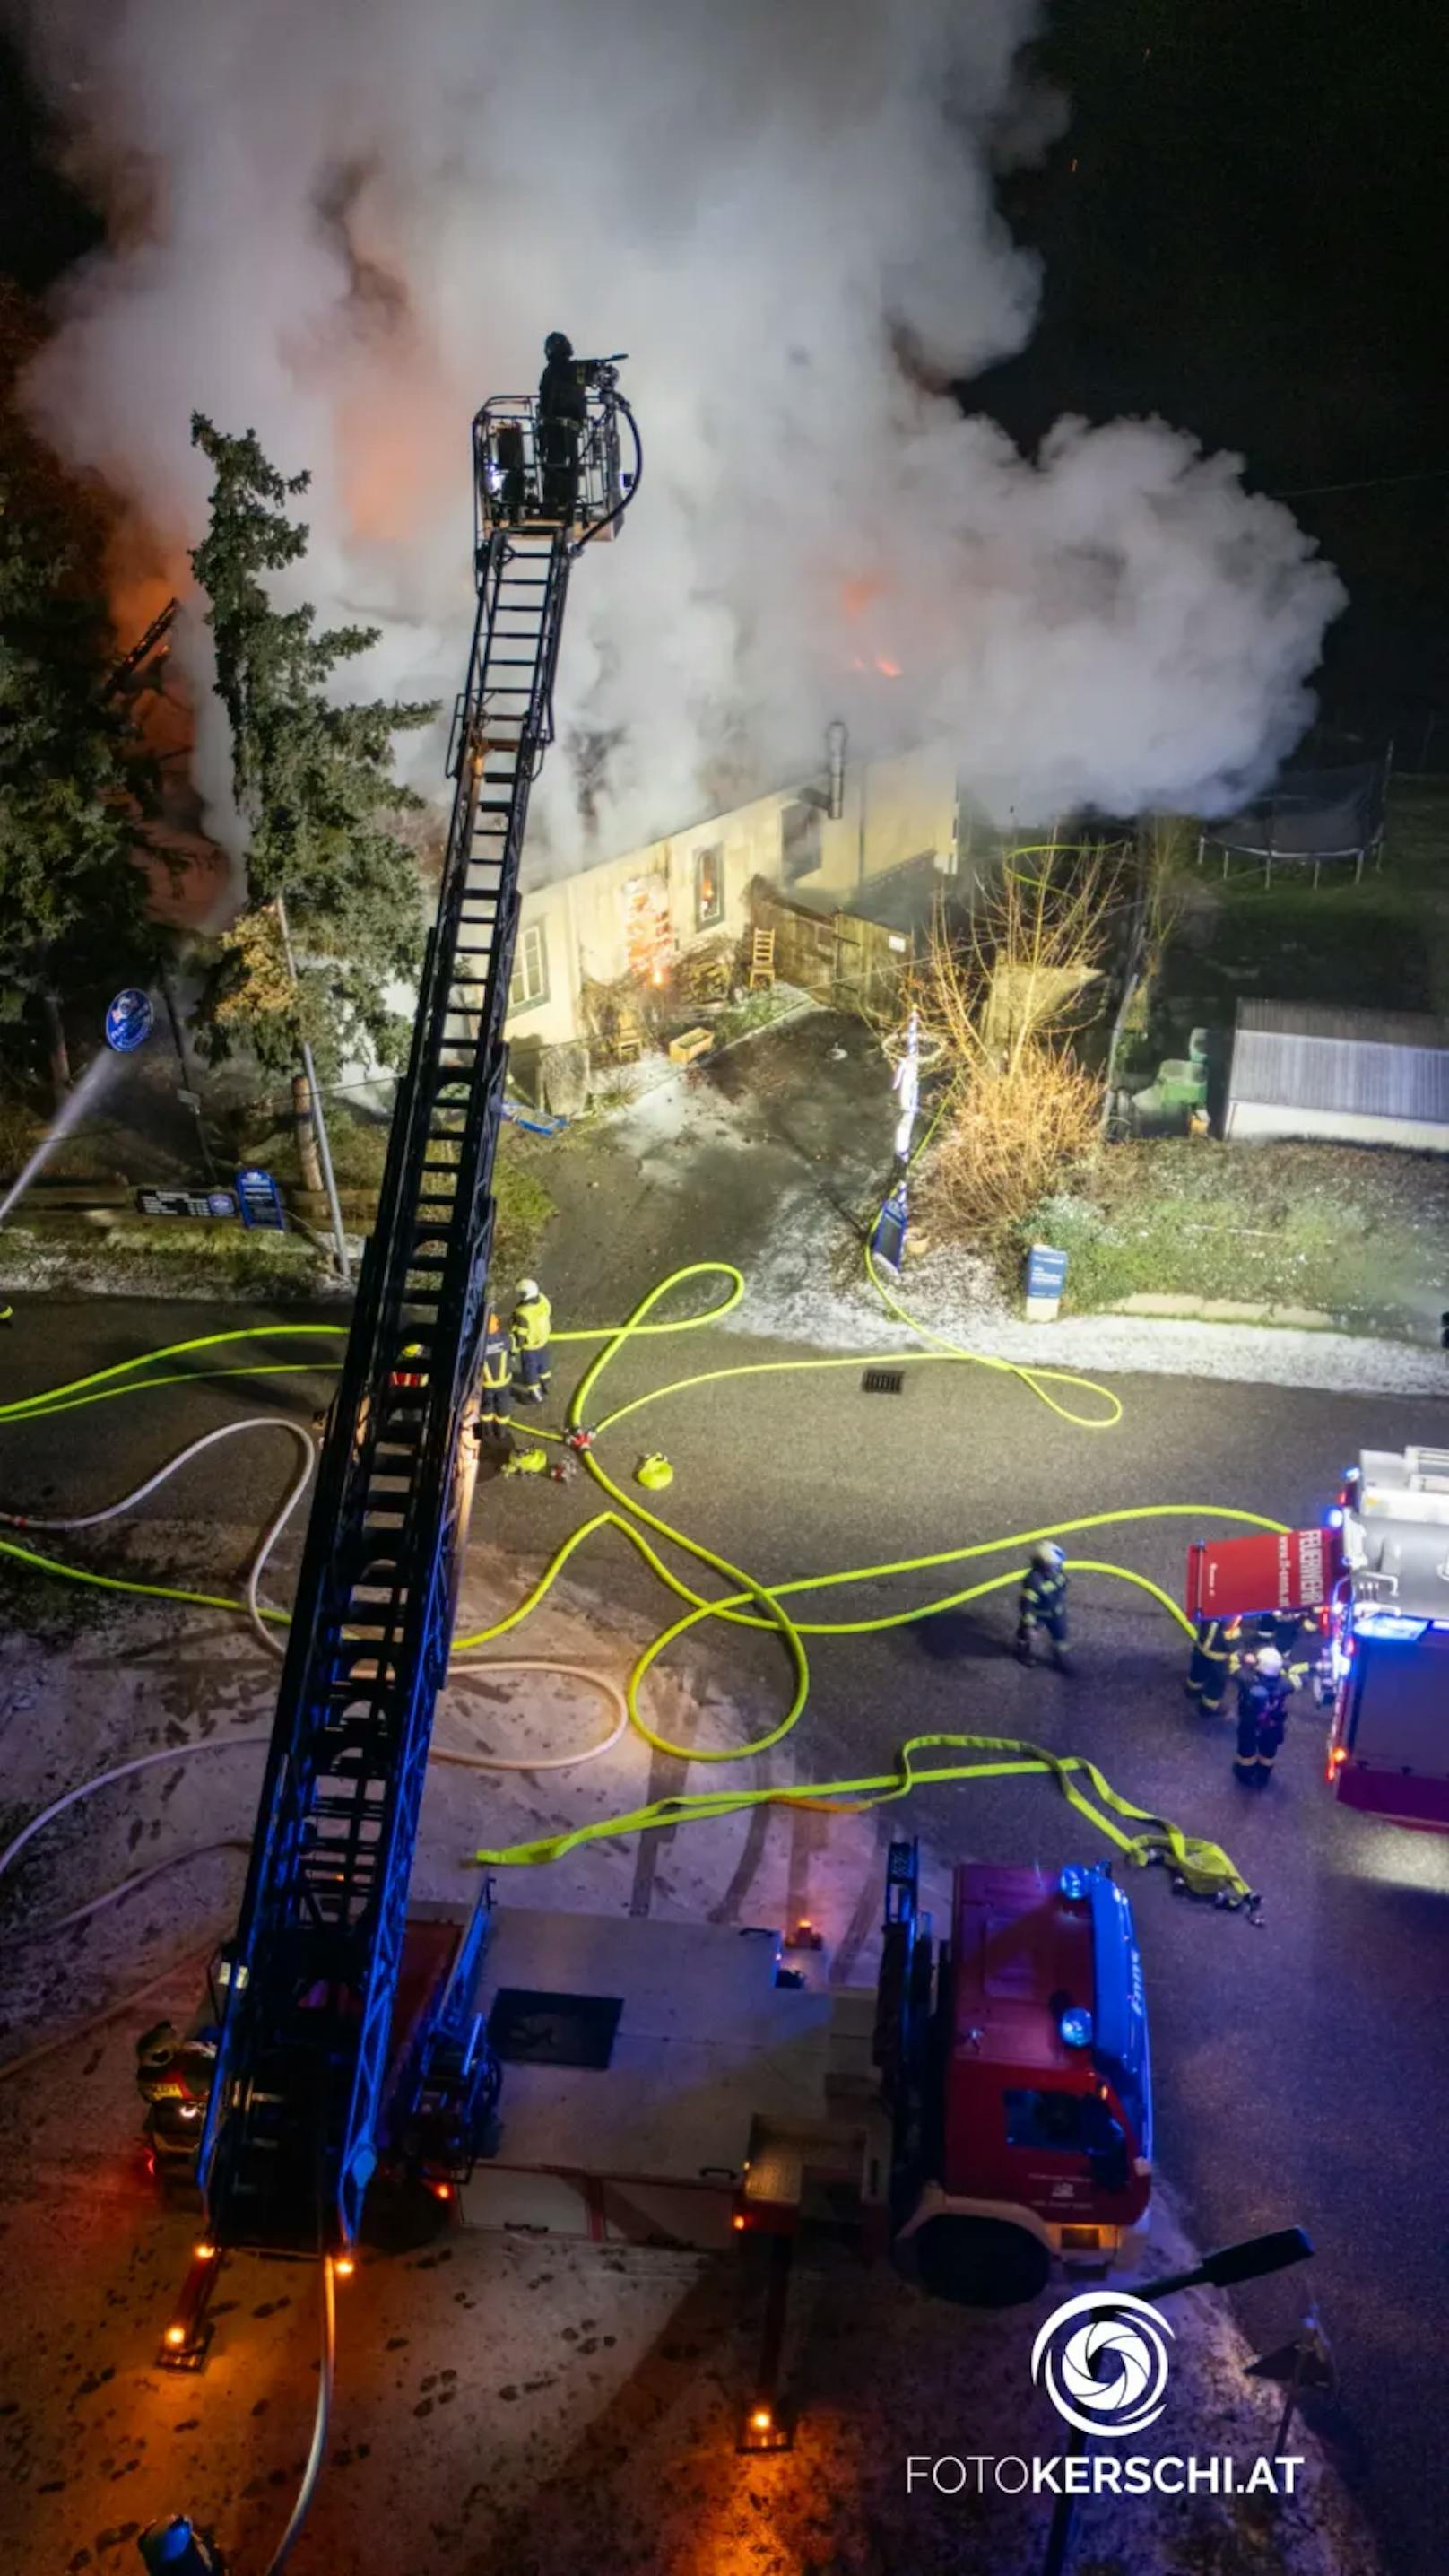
xmin=1185 ymin=1526 xmax=1341 ymax=1623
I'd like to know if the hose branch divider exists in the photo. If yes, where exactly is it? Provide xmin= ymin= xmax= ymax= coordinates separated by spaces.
xmin=1 ymin=1260 xmax=1279 ymax=1910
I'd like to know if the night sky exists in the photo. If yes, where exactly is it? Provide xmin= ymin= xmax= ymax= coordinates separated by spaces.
xmin=4 ymin=1 xmax=1447 ymax=746
xmin=974 ymin=0 xmax=1449 ymax=745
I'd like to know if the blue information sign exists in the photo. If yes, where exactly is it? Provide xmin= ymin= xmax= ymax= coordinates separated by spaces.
xmin=105 ymin=988 xmax=154 ymax=1052
xmin=1026 ymin=1243 xmax=1068 ymax=1301
xmin=235 ymin=1166 xmax=286 ymax=1231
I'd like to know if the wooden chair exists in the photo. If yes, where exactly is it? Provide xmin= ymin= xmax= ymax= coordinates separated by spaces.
xmin=749 ymin=928 xmax=777 ymax=989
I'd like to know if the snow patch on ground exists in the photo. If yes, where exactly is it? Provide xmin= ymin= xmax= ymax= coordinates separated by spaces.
xmin=724 ymin=1181 xmax=1449 ymax=1397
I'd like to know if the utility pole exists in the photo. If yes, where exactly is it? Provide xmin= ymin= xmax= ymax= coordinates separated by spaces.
xmin=273 ymin=893 xmax=351 ymax=1285
xmin=160 ymin=971 xmax=219 ymax=1186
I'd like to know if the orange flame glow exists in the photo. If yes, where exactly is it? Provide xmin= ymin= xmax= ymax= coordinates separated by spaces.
xmin=840 ymin=576 xmax=884 ymax=621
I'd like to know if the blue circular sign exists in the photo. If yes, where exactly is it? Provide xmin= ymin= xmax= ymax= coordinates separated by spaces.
xmin=105 ymin=988 xmax=154 ymax=1052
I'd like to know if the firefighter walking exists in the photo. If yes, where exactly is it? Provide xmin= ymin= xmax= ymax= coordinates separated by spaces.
xmin=511 ymin=1277 xmax=552 ymax=1405
xmin=1234 ymin=1644 xmax=1292 ymax=1786
xmin=1016 ymin=1542 xmax=1072 ymax=1672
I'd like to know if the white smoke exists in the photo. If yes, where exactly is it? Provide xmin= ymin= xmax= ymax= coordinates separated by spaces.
xmin=7 ymin=0 xmax=1343 ymax=857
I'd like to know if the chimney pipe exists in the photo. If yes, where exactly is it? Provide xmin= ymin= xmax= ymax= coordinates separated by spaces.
xmin=826 ymin=718 xmax=847 ymax=822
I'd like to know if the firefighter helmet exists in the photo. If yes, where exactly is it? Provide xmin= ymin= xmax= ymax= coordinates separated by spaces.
xmin=1256 ymin=1646 xmax=1285 ymax=1679
xmin=543 ymin=333 xmax=574 ymax=361
xmin=516 ymin=1278 xmax=540 ymax=1302
xmin=1032 ymin=1542 xmax=1065 ymax=1571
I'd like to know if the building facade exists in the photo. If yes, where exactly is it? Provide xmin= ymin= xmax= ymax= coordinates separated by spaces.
xmin=503 ymin=739 xmax=962 ymax=1056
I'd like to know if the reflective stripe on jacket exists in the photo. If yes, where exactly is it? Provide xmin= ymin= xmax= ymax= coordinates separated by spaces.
xmin=481 ymin=1327 xmax=511 ymax=1389
xmin=512 ymin=1294 xmax=551 ymax=1351
xmin=1020 ymin=1567 xmax=1067 ymax=1616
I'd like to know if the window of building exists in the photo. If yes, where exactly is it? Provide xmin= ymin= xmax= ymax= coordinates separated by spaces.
xmin=693 ymin=843 xmax=724 ymax=930
xmin=509 ymin=919 xmax=549 ymax=1014
xmin=781 ymin=799 xmax=822 ymax=883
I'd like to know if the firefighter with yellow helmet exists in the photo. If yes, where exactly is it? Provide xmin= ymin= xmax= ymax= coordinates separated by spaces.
xmin=511 ymin=1278 xmax=552 ymax=1405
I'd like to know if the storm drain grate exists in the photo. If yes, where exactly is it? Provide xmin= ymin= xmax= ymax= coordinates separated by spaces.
xmin=486 ymin=1988 xmax=622 ymax=2069
xmin=861 ymin=1367 xmax=906 ymax=1395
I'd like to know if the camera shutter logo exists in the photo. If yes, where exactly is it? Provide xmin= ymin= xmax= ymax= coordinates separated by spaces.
xmin=1031 ymin=2291 xmax=1174 ymax=2438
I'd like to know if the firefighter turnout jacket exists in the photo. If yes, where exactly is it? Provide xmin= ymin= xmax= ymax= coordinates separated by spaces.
xmin=1188 ymin=1615 xmax=1240 ymax=1711
xmin=1019 ymin=1562 xmax=1069 ymax=1630
xmin=511 ymin=1291 xmax=551 ymax=1353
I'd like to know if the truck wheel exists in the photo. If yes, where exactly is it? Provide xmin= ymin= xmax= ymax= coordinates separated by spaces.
xmin=913 ymin=2215 xmax=1051 ymax=2310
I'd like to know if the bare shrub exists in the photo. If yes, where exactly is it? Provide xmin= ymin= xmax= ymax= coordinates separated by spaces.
xmin=931 ymin=1043 xmax=1103 ymax=1235
xmin=907 ymin=841 xmax=1122 ymax=1236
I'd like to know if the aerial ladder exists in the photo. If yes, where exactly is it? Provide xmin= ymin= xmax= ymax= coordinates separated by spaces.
xmin=195 ymin=360 xmax=639 ymax=2262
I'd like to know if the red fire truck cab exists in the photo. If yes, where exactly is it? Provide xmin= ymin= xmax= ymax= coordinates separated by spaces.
xmin=1325 ymin=1447 xmax=1449 ymax=1829
xmin=889 ymin=1855 xmax=1152 ymax=2307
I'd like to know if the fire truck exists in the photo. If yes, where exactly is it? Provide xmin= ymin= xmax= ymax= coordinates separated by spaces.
xmin=150 ymin=1844 xmax=1153 ymax=2440
xmin=1186 ymin=1448 xmax=1449 ymax=1831
xmin=457 ymin=1841 xmax=1152 ymax=2436
xmin=1324 ymin=1448 xmax=1449 ymax=1829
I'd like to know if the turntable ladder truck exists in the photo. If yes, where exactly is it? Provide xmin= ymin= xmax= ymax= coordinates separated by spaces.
xmin=195 ymin=364 xmax=639 ymax=2265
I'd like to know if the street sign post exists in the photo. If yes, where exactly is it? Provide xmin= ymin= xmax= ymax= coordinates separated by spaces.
xmin=105 ymin=988 xmax=154 ymax=1052
xmin=235 ymin=1167 xmax=287 ymax=1232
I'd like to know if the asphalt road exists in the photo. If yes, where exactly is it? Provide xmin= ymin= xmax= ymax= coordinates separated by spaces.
xmin=3 ymin=1289 xmax=1449 ymax=2573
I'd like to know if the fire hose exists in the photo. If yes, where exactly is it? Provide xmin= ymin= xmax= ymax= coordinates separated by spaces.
xmin=0 ymin=1263 xmax=1288 ymax=1916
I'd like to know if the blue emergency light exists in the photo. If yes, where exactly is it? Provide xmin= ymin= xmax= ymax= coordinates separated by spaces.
xmin=1058 ymin=2007 xmax=1094 ymax=2049
xmin=1354 ymin=1611 xmax=1427 ymax=1642
xmin=1057 ymin=1866 xmax=1091 ymax=1902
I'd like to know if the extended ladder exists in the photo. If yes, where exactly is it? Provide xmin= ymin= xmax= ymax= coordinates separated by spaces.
xmin=202 ymin=378 xmax=637 ymax=2253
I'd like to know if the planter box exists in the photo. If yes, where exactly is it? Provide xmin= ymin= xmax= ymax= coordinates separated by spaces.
xmin=667 ymin=1026 xmax=714 ymax=1066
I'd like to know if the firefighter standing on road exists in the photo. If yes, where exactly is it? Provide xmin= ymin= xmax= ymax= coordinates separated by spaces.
xmin=511 ymin=1278 xmax=552 ymax=1405
xmin=1185 ymin=1613 xmax=1241 ymax=1716
xmin=1234 ymin=1644 xmax=1293 ymax=1786
xmin=477 ymin=1309 xmax=513 ymax=1447
xmin=1016 ymin=1543 xmax=1072 ymax=1672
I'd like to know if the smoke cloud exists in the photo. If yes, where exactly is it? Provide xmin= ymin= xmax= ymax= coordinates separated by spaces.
xmin=7 ymin=0 xmax=1344 ymax=857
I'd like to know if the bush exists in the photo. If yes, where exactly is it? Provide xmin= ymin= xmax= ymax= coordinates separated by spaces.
xmin=929 ymin=1046 xmax=1103 ymax=1240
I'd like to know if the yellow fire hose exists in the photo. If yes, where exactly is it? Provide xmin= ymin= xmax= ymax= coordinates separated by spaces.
xmin=0 ymin=1260 xmax=1285 ymax=1907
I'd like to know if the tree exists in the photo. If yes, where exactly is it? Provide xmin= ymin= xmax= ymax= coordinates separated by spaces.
xmin=0 ymin=286 xmax=155 ymax=1101
xmin=188 ymin=418 xmax=436 ymax=1176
